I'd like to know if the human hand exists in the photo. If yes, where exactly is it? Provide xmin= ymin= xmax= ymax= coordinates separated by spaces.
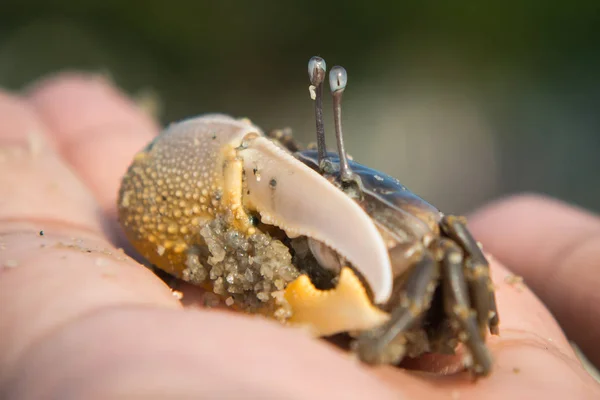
xmin=0 ymin=75 xmax=598 ymax=399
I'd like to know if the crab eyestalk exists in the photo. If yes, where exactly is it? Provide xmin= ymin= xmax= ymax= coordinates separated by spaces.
xmin=329 ymin=66 xmax=355 ymax=183
xmin=308 ymin=56 xmax=330 ymax=171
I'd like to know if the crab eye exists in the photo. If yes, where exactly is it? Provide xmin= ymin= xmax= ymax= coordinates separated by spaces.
xmin=329 ymin=66 xmax=347 ymax=93
xmin=308 ymin=56 xmax=327 ymax=86
xmin=327 ymin=65 xmax=354 ymax=183
xmin=308 ymin=56 xmax=329 ymax=171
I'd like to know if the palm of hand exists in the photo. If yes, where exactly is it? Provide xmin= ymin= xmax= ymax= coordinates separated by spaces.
xmin=0 ymin=75 xmax=598 ymax=399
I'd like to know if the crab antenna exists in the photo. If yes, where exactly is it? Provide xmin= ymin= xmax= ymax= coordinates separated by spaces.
xmin=329 ymin=66 xmax=354 ymax=182
xmin=308 ymin=56 xmax=329 ymax=169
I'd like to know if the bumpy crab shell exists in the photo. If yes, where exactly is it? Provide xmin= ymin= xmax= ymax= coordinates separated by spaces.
xmin=118 ymin=114 xmax=393 ymax=335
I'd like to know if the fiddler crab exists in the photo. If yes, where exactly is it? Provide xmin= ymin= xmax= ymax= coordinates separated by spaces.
xmin=118 ymin=56 xmax=500 ymax=376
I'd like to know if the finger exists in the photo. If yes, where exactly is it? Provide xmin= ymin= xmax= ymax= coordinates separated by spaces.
xmin=371 ymin=257 xmax=600 ymax=399
xmin=26 ymin=73 xmax=159 ymax=225
xmin=0 ymin=90 xmax=103 ymax=235
xmin=468 ymin=194 xmax=600 ymax=368
xmin=0 ymin=89 xmax=178 ymax=380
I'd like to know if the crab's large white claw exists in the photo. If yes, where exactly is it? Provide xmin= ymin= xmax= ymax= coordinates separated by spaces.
xmin=239 ymin=136 xmax=393 ymax=304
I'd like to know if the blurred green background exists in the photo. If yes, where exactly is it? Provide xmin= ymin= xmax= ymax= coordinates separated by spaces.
xmin=1 ymin=0 xmax=599 ymax=213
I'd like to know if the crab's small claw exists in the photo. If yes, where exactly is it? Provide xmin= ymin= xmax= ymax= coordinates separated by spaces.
xmin=284 ymin=267 xmax=389 ymax=336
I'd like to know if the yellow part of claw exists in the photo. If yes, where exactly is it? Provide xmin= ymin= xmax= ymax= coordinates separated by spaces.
xmin=283 ymin=267 xmax=390 ymax=336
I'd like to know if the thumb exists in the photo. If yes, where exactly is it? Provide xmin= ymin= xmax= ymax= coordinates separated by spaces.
xmin=468 ymin=194 xmax=600 ymax=369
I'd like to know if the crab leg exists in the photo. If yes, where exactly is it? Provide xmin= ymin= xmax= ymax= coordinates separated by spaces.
xmin=441 ymin=215 xmax=500 ymax=336
xmin=440 ymin=239 xmax=493 ymax=375
xmin=356 ymin=251 xmax=439 ymax=364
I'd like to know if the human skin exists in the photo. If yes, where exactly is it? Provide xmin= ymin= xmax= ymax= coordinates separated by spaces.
xmin=0 ymin=74 xmax=599 ymax=399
